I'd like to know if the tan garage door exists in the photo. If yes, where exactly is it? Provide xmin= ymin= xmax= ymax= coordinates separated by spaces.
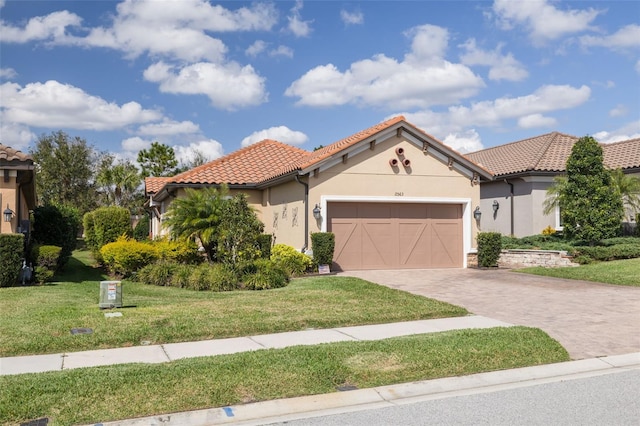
xmin=328 ymin=202 xmax=463 ymax=270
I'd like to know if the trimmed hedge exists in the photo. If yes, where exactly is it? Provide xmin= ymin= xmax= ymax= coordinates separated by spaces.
xmin=477 ymin=232 xmax=502 ymax=268
xmin=572 ymin=244 xmax=640 ymax=264
xmin=0 ymin=234 xmax=24 ymax=287
xmin=311 ymin=232 xmax=335 ymax=266
xmin=31 ymin=245 xmax=62 ymax=285
xmin=270 ymin=244 xmax=313 ymax=276
xmin=100 ymin=238 xmax=158 ymax=277
xmin=83 ymin=206 xmax=132 ymax=259
xmin=31 ymin=204 xmax=80 ymax=268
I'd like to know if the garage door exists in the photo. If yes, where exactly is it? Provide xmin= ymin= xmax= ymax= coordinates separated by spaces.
xmin=328 ymin=202 xmax=463 ymax=270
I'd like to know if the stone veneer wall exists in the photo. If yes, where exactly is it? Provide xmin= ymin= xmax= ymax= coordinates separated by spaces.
xmin=467 ymin=250 xmax=579 ymax=268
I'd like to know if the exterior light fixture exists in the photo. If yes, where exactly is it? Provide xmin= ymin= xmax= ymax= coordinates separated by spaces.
xmin=4 ymin=204 xmax=14 ymax=222
xmin=492 ymin=200 xmax=499 ymax=213
xmin=312 ymin=204 xmax=322 ymax=219
xmin=473 ymin=206 xmax=482 ymax=221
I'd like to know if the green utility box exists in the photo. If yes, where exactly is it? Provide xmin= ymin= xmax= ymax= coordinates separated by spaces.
xmin=99 ymin=280 xmax=122 ymax=309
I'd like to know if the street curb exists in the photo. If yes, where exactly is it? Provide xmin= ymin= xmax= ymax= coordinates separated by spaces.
xmin=91 ymin=352 xmax=640 ymax=426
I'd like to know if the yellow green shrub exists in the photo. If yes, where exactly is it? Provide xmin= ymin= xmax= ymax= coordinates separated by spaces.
xmin=100 ymin=237 xmax=159 ymax=277
xmin=270 ymin=244 xmax=312 ymax=276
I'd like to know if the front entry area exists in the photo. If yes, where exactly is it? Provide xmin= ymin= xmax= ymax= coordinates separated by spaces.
xmin=327 ymin=202 xmax=463 ymax=270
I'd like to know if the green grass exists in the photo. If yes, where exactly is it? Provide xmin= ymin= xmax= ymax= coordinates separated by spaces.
xmin=0 ymin=327 xmax=568 ymax=426
xmin=518 ymin=258 xmax=640 ymax=286
xmin=0 ymin=250 xmax=467 ymax=357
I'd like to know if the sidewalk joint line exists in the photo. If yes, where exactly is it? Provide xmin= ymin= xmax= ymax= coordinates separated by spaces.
xmin=160 ymin=345 xmax=171 ymax=362
xmin=332 ymin=328 xmax=361 ymax=341
xmin=247 ymin=336 xmax=267 ymax=349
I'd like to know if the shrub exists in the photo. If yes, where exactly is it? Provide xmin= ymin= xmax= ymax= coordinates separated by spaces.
xmin=153 ymin=238 xmax=202 ymax=264
xmin=240 ymin=258 xmax=289 ymax=290
xmin=83 ymin=206 xmax=132 ymax=259
xmin=311 ymin=232 xmax=335 ymax=266
xmin=136 ymin=262 xmax=177 ymax=287
xmin=0 ymin=234 xmax=24 ymax=287
xmin=100 ymin=237 xmax=158 ymax=277
xmin=172 ymin=264 xmax=193 ymax=288
xmin=31 ymin=245 xmax=62 ymax=285
xmin=270 ymin=244 xmax=313 ymax=276
xmin=186 ymin=263 xmax=239 ymax=291
xmin=573 ymin=244 xmax=640 ymax=263
xmin=257 ymin=234 xmax=273 ymax=259
xmin=477 ymin=232 xmax=502 ymax=268
xmin=133 ymin=215 xmax=150 ymax=241
xmin=541 ymin=225 xmax=556 ymax=236
xmin=31 ymin=204 xmax=80 ymax=268
xmin=636 ymin=214 xmax=640 ymax=237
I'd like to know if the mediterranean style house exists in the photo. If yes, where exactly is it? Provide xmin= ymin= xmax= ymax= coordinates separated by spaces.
xmin=0 ymin=144 xmax=37 ymax=236
xmin=466 ymin=133 xmax=640 ymax=237
xmin=146 ymin=117 xmax=493 ymax=270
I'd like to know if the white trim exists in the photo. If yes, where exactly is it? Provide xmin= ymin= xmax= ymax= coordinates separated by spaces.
xmin=554 ymin=205 xmax=564 ymax=231
xmin=319 ymin=195 xmax=473 ymax=268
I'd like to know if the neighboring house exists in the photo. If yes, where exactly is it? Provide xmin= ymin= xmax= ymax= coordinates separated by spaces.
xmin=0 ymin=144 xmax=37 ymax=236
xmin=145 ymin=117 xmax=493 ymax=270
xmin=466 ymin=133 xmax=640 ymax=237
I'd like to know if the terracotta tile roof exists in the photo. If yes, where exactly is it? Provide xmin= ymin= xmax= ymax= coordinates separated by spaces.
xmin=466 ymin=133 xmax=640 ymax=176
xmin=145 ymin=177 xmax=171 ymax=194
xmin=466 ymin=132 xmax=578 ymax=176
xmin=0 ymin=144 xmax=33 ymax=163
xmin=297 ymin=116 xmax=406 ymax=170
xmin=604 ymin=138 xmax=640 ymax=170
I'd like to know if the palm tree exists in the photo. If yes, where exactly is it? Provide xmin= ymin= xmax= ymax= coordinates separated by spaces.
xmin=162 ymin=185 xmax=229 ymax=262
xmin=610 ymin=168 xmax=640 ymax=220
xmin=96 ymin=159 xmax=142 ymax=208
xmin=543 ymin=175 xmax=568 ymax=216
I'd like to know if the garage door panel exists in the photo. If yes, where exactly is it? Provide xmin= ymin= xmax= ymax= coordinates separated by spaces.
xmin=329 ymin=202 xmax=463 ymax=270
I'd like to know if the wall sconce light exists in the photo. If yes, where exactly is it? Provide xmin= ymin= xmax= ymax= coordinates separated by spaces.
xmin=4 ymin=204 xmax=14 ymax=222
xmin=312 ymin=204 xmax=322 ymax=219
xmin=473 ymin=206 xmax=482 ymax=221
xmin=492 ymin=200 xmax=499 ymax=214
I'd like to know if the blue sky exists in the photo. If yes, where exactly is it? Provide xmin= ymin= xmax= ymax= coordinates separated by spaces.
xmin=1 ymin=0 xmax=639 ymax=166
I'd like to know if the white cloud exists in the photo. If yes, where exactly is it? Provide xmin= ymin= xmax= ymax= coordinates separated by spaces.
xmin=241 ymin=126 xmax=309 ymax=147
xmin=72 ymin=0 xmax=278 ymax=62
xmin=288 ymin=1 xmax=313 ymax=37
xmin=459 ymin=39 xmax=528 ymax=81
xmin=442 ymin=129 xmax=484 ymax=153
xmin=399 ymin=84 xmax=590 ymax=140
xmin=609 ymin=104 xmax=628 ymax=118
xmin=285 ymin=24 xmax=484 ymax=109
xmin=0 ymin=122 xmax=36 ymax=150
xmin=1 ymin=80 xmax=162 ymax=130
xmin=174 ymin=139 xmax=224 ymax=164
xmin=246 ymin=40 xmax=268 ymax=57
xmin=143 ymin=61 xmax=267 ymax=110
xmin=121 ymin=136 xmax=151 ymax=153
xmin=580 ymin=24 xmax=640 ymax=50
xmin=593 ymin=120 xmax=640 ymax=143
xmin=0 ymin=10 xmax=82 ymax=43
xmin=492 ymin=0 xmax=601 ymax=44
xmin=517 ymin=113 xmax=557 ymax=129
xmin=340 ymin=10 xmax=364 ymax=25
xmin=270 ymin=45 xmax=294 ymax=58
xmin=0 ymin=68 xmax=17 ymax=79
xmin=137 ymin=119 xmax=200 ymax=136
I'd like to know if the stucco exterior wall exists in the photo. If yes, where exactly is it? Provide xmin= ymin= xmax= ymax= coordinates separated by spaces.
xmin=0 ymin=170 xmax=18 ymax=234
xmin=261 ymin=180 xmax=306 ymax=250
xmin=307 ymin=135 xmax=480 ymax=253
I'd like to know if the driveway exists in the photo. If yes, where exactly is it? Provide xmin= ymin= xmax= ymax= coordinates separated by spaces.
xmin=342 ymin=269 xmax=640 ymax=360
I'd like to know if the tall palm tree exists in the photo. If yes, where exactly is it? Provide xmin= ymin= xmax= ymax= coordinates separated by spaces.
xmin=610 ymin=168 xmax=640 ymax=220
xmin=96 ymin=160 xmax=142 ymax=207
xmin=162 ymin=186 xmax=229 ymax=262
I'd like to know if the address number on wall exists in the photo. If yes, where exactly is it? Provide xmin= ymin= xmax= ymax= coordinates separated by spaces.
xmin=395 ymin=192 xmax=404 ymax=196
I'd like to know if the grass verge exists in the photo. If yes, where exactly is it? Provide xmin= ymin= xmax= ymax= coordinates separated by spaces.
xmin=0 ymin=251 xmax=467 ymax=357
xmin=517 ymin=258 xmax=640 ymax=286
xmin=0 ymin=326 xmax=568 ymax=425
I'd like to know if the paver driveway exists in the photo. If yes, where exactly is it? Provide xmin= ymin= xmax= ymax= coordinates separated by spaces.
xmin=343 ymin=268 xmax=640 ymax=360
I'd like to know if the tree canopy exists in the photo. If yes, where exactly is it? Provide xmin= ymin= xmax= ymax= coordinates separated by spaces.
xmin=137 ymin=141 xmax=179 ymax=178
xmin=96 ymin=155 xmax=142 ymax=209
xmin=560 ymin=136 xmax=623 ymax=243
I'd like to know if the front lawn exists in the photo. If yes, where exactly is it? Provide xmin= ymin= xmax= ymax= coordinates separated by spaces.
xmin=0 ymin=250 xmax=467 ymax=357
xmin=518 ymin=258 xmax=640 ymax=286
xmin=0 ymin=327 xmax=568 ymax=425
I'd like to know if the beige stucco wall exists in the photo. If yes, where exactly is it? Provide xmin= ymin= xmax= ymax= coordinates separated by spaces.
xmin=261 ymin=180 xmax=306 ymax=250
xmin=307 ymin=135 xmax=481 ymax=253
xmin=0 ymin=170 xmax=18 ymax=234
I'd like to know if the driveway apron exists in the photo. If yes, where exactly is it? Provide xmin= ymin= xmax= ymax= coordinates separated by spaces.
xmin=343 ymin=269 xmax=640 ymax=360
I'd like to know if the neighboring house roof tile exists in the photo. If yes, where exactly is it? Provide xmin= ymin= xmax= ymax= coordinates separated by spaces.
xmin=145 ymin=177 xmax=171 ymax=195
xmin=466 ymin=133 xmax=640 ymax=177
xmin=0 ymin=144 xmax=33 ymax=164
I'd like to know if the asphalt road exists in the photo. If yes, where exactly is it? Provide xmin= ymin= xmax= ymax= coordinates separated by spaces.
xmin=266 ymin=369 xmax=640 ymax=426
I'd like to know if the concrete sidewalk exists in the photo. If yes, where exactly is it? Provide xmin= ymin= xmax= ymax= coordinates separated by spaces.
xmin=0 ymin=315 xmax=511 ymax=376
xmin=92 ymin=352 xmax=640 ymax=426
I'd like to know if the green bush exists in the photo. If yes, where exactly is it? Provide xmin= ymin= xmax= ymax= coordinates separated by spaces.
xmin=186 ymin=263 xmax=238 ymax=291
xmin=100 ymin=237 xmax=158 ymax=277
xmin=573 ymin=244 xmax=640 ymax=263
xmin=83 ymin=206 xmax=132 ymax=259
xmin=257 ymin=234 xmax=273 ymax=259
xmin=311 ymin=232 xmax=335 ymax=266
xmin=636 ymin=214 xmax=640 ymax=237
xmin=172 ymin=264 xmax=193 ymax=288
xmin=477 ymin=232 xmax=502 ymax=268
xmin=31 ymin=204 xmax=80 ymax=268
xmin=241 ymin=258 xmax=288 ymax=290
xmin=153 ymin=238 xmax=202 ymax=264
xmin=31 ymin=245 xmax=62 ymax=285
xmin=136 ymin=262 xmax=177 ymax=287
xmin=133 ymin=215 xmax=150 ymax=241
xmin=270 ymin=244 xmax=313 ymax=276
xmin=0 ymin=234 xmax=24 ymax=287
